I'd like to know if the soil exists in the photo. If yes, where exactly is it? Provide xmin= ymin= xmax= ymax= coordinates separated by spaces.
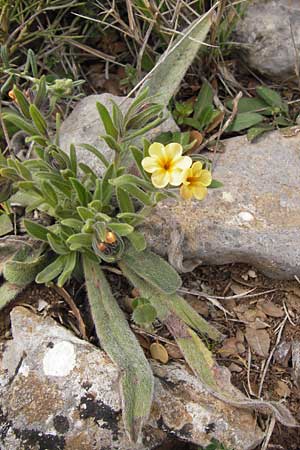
xmin=1 ymin=261 xmax=300 ymax=450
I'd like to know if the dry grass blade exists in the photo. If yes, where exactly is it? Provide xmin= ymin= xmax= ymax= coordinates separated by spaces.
xmin=51 ymin=284 xmax=87 ymax=340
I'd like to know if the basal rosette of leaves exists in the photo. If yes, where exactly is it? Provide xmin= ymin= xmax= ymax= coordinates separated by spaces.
xmin=0 ymin=82 xmax=297 ymax=442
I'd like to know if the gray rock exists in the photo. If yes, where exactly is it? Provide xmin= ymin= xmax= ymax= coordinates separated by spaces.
xmin=59 ymin=94 xmax=179 ymax=177
xmin=235 ymin=0 xmax=300 ymax=80
xmin=142 ymin=130 xmax=300 ymax=279
xmin=0 ymin=307 xmax=263 ymax=450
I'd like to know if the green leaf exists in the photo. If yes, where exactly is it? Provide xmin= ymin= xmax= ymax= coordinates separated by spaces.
xmin=110 ymin=174 xmax=154 ymax=191
xmin=23 ymin=219 xmax=50 ymax=241
xmin=247 ymin=126 xmax=273 ymax=142
xmin=126 ymin=231 xmax=147 ymax=252
xmin=35 ymin=255 xmax=65 ymax=284
xmin=227 ymin=112 xmax=264 ymax=132
xmin=69 ymin=144 xmax=77 ymax=175
xmin=256 ymin=86 xmax=288 ymax=114
xmin=101 ymin=163 xmax=115 ymax=205
xmin=193 ymin=81 xmax=213 ymax=120
xmin=227 ymin=97 xmax=272 ymax=115
xmin=41 ymin=180 xmax=58 ymax=208
xmin=138 ymin=8 xmax=214 ymax=106
xmin=131 ymin=297 xmax=150 ymax=310
xmin=12 ymin=85 xmax=31 ymax=119
xmin=0 ymin=214 xmax=13 ymax=237
xmin=96 ymin=101 xmax=118 ymax=140
xmin=29 ymin=104 xmax=48 ymax=136
xmin=70 ymin=178 xmax=91 ymax=206
xmin=111 ymin=100 xmax=124 ymax=135
xmin=60 ymin=218 xmax=83 ymax=231
xmin=83 ymin=255 xmax=154 ymax=442
xmin=132 ymin=304 xmax=157 ymax=325
xmin=77 ymin=206 xmax=95 ymax=221
xmin=100 ymin=134 xmax=122 ymax=153
xmin=34 ymin=75 xmax=47 ymax=108
xmin=129 ymin=146 xmax=148 ymax=178
xmin=4 ymin=246 xmax=48 ymax=285
xmin=80 ymin=144 xmax=109 ymax=168
xmin=123 ymin=247 xmax=182 ymax=294
xmin=121 ymin=184 xmax=153 ymax=206
xmin=0 ymin=282 xmax=26 ymax=311
xmin=66 ymin=233 xmax=93 ymax=250
xmin=47 ymin=233 xmax=69 ymax=255
xmin=208 ymin=179 xmax=223 ymax=189
xmin=2 ymin=112 xmax=38 ymax=136
xmin=108 ymin=222 xmax=134 ymax=236
xmin=57 ymin=252 xmax=77 ymax=287
xmin=119 ymin=261 xmax=224 ymax=342
xmin=116 ymin=187 xmax=135 ymax=213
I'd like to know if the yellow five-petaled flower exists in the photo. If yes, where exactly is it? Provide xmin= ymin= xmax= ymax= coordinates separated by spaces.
xmin=180 ymin=161 xmax=212 ymax=200
xmin=142 ymin=142 xmax=192 ymax=188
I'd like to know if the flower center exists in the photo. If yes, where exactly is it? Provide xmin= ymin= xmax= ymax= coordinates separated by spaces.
xmin=187 ymin=176 xmax=199 ymax=184
xmin=163 ymin=159 xmax=172 ymax=171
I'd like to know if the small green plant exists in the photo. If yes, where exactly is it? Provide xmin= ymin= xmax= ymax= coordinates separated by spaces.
xmin=226 ymin=85 xmax=293 ymax=141
xmin=201 ymin=438 xmax=233 ymax=450
xmin=0 ymin=80 xmax=223 ymax=442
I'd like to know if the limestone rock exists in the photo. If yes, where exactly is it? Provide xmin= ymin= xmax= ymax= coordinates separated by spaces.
xmin=0 ymin=307 xmax=263 ymax=450
xmin=142 ymin=130 xmax=300 ymax=279
xmin=235 ymin=0 xmax=300 ymax=80
xmin=59 ymin=94 xmax=179 ymax=177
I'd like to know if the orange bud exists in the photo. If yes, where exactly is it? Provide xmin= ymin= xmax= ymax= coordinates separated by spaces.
xmin=105 ymin=231 xmax=117 ymax=244
xmin=97 ymin=242 xmax=107 ymax=252
xmin=8 ymin=90 xmax=16 ymax=101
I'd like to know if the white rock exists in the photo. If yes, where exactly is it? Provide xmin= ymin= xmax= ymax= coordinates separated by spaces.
xmin=0 ymin=307 xmax=263 ymax=450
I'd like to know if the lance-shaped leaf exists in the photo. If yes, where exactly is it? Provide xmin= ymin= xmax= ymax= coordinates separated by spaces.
xmin=0 ymin=282 xmax=26 ymax=311
xmin=83 ymin=255 xmax=154 ymax=442
xmin=138 ymin=6 xmax=215 ymax=106
xmin=121 ymin=262 xmax=296 ymax=428
xmin=0 ymin=214 xmax=13 ymax=237
xmin=119 ymin=261 xmax=223 ymax=342
xmin=122 ymin=247 xmax=181 ymax=294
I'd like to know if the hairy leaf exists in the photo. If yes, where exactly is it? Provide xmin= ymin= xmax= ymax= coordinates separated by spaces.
xmin=83 ymin=255 xmax=154 ymax=442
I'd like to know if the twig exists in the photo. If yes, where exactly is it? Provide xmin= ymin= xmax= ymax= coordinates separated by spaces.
xmin=247 ymin=347 xmax=256 ymax=396
xmin=52 ymin=285 xmax=87 ymax=340
xmin=179 ymin=286 xmax=278 ymax=301
xmin=283 ymin=300 xmax=296 ymax=327
xmin=179 ymin=287 xmax=234 ymax=316
xmin=261 ymin=415 xmax=276 ymax=450
xmin=196 ymin=90 xmax=242 ymax=152
xmin=258 ymin=317 xmax=287 ymax=398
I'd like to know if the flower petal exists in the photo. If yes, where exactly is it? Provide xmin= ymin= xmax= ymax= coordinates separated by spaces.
xmin=190 ymin=161 xmax=203 ymax=177
xmin=169 ymin=169 xmax=185 ymax=186
xmin=193 ymin=185 xmax=207 ymax=200
xmin=180 ymin=184 xmax=193 ymax=200
xmin=164 ymin=143 xmax=183 ymax=159
xmin=142 ymin=156 xmax=161 ymax=173
xmin=198 ymin=169 xmax=212 ymax=186
xmin=151 ymin=170 xmax=170 ymax=188
xmin=148 ymin=142 xmax=165 ymax=158
xmin=174 ymin=155 xmax=192 ymax=170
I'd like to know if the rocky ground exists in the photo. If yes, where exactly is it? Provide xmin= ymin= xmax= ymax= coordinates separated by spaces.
xmin=1 ymin=0 xmax=300 ymax=449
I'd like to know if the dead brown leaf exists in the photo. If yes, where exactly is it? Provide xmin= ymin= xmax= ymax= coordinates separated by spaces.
xmin=259 ymin=302 xmax=284 ymax=318
xmin=275 ymin=380 xmax=291 ymax=398
xmin=165 ymin=343 xmax=183 ymax=359
xmin=245 ymin=327 xmax=270 ymax=358
xmin=150 ymin=342 xmax=169 ymax=364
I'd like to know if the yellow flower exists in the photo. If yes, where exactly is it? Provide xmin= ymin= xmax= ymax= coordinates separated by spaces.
xmin=142 ymin=142 xmax=192 ymax=188
xmin=180 ymin=161 xmax=212 ymax=200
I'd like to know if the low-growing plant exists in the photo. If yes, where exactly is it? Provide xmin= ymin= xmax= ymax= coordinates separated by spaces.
xmin=0 ymin=81 xmax=223 ymax=442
